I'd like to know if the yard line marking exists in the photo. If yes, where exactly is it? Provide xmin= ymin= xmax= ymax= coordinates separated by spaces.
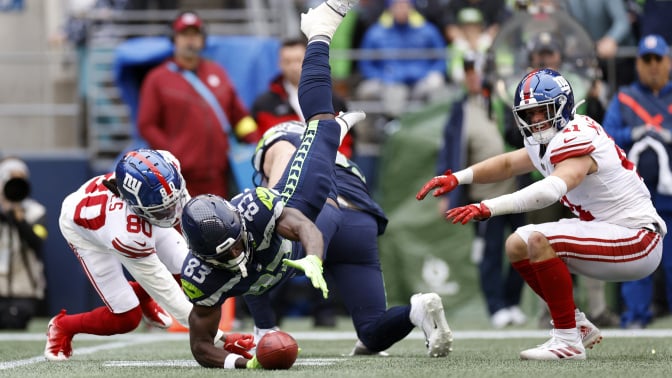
xmin=101 ymin=358 xmax=341 ymax=367
xmin=3 ymin=328 xmax=672 ymax=370
xmin=3 ymin=329 xmax=672 ymax=342
xmin=0 ymin=334 xmax=174 ymax=371
xmin=0 ymin=328 xmax=672 ymax=343
xmin=103 ymin=360 xmax=199 ymax=367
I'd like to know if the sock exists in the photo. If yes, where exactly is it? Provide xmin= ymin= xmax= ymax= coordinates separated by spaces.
xmin=512 ymin=259 xmax=545 ymax=300
xmin=554 ymin=327 xmax=581 ymax=343
xmin=58 ymin=306 xmax=143 ymax=336
xmin=532 ymin=257 xmax=576 ymax=329
xmin=298 ymin=41 xmax=335 ymax=121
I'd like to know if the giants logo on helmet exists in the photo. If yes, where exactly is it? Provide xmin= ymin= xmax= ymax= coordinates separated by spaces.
xmin=122 ymin=174 xmax=142 ymax=195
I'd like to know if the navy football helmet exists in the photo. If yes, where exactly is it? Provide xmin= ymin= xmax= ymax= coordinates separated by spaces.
xmin=115 ymin=149 xmax=187 ymax=228
xmin=181 ymin=194 xmax=254 ymax=277
xmin=512 ymin=68 xmax=575 ymax=144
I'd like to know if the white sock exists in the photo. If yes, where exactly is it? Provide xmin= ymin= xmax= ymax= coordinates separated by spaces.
xmin=554 ymin=328 xmax=580 ymax=343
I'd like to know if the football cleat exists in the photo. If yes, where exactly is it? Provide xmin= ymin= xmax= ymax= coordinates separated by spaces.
xmin=301 ymin=1 xmax=349 ymax=41
xmin=140 ymin=298 xmax=173 ymax=329
xmin=409 ymin=293 xmax=453 ymax=357
xmin=550 ymin=310 xmax=603 ymax=349
xmin=576 ymin=311 xmax=602 ymax=349
xmin=520 ymin=330 xmax=586 ymax=360
xmin=44 ymin=309 xmax=74 ymax=361
xmin=325 ymin=0 xmax=357 ymax=16
xmin=348 ymin=340 xmax=390 ymax=356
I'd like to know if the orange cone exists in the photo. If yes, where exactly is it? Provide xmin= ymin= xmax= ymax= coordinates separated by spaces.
xmin=218 ymin=297 xmax=236 ymax=331
xmin=167 ymin=315 xmax=189 ymax=332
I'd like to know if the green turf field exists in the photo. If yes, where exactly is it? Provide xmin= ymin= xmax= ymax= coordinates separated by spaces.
xmin=2 ymin=314 xmax=671 ymax=378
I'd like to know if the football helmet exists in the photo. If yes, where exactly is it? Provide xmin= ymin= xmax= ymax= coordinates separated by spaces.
xmin=181 ymin=194 xmax=254 ymax=277
xmin=115 ymin=149 xmax=187 ymax=228
xmin=251 ymin=120 xmax=305 ymax=186
xmin=512 ymin=68 xmax=575 ymax=144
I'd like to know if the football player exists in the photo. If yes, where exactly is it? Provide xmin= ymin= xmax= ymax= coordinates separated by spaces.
xmin=45 ymin=149 xmax=254 ymax=361
xmin=417 ymin=68 xmax=666 ymax=360
xmin=178 ymin=0 xmax=374 ymax=370
xmin=246 ymin=120 xmax=454 ymax=358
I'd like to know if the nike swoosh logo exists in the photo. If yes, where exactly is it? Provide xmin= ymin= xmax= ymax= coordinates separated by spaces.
xmin=564 ymin=137 xmax=577 ymax=143
xmin=134 ymin=241 xmax=147 ymax=247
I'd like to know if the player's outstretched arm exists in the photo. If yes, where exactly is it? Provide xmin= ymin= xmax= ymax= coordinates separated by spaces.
xmin=276 ymin=207 xmax=329 ymax=298
xmin=189 ymin=305 xmax=251 ymax=369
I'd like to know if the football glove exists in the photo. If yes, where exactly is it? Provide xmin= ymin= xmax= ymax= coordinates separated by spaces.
xmin=224 ymin=333 xmax=256 ymax=359
xmin=446 ymin=202 xmax=492 ymax=225
xmin=416 ymin=170 xmax=459 ymax=200
xmin=282 ymin=255 xmax=329 ymax=299
xmin=246 ymin=355 xmax=262 ymax=369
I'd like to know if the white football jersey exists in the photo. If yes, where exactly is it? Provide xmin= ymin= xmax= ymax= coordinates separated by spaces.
xmin=525 ymin=115 xmax=666 ymax=234
xmin=60 ymin=173 xmax=184 ymax=257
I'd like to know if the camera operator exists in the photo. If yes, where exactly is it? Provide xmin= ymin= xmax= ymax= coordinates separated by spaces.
xmin=0 ymin=157 xmax=47 ymax=329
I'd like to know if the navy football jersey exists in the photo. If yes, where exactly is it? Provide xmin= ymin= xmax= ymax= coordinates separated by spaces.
xmin=254 ymin=122 xmax=388 ymax=235
xmin=180 ymin=187 xmax=302 ymax=307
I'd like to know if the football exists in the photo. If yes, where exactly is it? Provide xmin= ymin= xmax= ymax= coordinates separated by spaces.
xmin=255 ymin=330 xmax=299 ymax=370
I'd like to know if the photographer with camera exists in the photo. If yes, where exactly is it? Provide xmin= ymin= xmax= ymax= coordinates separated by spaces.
xmin=0 ymin=157 xmax=47 ymax=329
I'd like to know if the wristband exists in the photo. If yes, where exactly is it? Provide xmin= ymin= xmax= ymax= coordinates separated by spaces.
xmin=224 ymin=353 xmax=241 ymax=369
xmin=453 ymin=168 xmax=473 ymax=185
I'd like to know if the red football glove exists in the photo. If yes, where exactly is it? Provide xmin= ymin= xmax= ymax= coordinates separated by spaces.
xmin=416 ymin=170 xmax=459 ymax=200
xmin=224 ymin=333 xmax=256 ymax=359
xmin=446 ymin=202 xmax=492 ymax=225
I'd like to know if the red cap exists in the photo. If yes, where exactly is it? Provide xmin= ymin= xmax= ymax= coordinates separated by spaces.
xmin=173 ymin=12 xmax=203 ymax=33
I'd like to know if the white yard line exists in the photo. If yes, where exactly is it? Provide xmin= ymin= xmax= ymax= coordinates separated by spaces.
xmin=2 ymin=329 xmax=672 ymax=370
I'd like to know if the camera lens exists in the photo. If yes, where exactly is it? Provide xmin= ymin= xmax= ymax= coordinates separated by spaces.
xmin=4 ymin=177 xmax=30 ymax=202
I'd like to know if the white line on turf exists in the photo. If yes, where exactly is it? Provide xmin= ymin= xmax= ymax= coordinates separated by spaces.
xmin=3 ymin=329 xmax=672 ymax=370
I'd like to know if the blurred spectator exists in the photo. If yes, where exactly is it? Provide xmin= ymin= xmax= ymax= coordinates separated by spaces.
xmin=0 ymin=157 xmax=47 ymax=330
xmin=448 ymin=7 xmax=492 ymax=84
xmin=123 ymin=0 xmax=178 ymax=9
xmin=137 ymin=10 xmax=259 ymax=198
xmin=436 ymin=56 xmax=527 ymax=328
xmin=638 ymin=0 xmax=672 ymax=44
xmin=602 ymin=34 xmax=672 ymax=328
xmin=355 ymin=0 xmax=447 ymax=119
xmin=251 ymin=37 xmax=353 ymax=157
xmin=563 ymin=0 xmax=636 ymax=90
xmin=442 ymin=0 xmax=509 ymax=44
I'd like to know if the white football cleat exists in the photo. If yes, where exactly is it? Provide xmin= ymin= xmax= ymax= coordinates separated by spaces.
xmin=508 ymin=306 xmax=528 ymax=326
xmin=325 ymin=0 xmax=357 ymax=16
xmin=576 ymin=311 xmax=602 ymax=349
xmin=348 ymin=339 xmax=390 ymax=356
xmin=520 ymin=329 xmax=586 ymax=360
xmin=301 ymin=1 xmax=349 ymax=41
xmin=409 ymin=293 xmax=453 ymax=357
xmin=490 ymin=308 xmax=513 ymax=329
xmin=550 ymin=310 xmax=603 ymax=349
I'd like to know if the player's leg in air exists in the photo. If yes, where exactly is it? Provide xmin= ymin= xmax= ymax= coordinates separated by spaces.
xmin=276 ymin=0 xmax=364 ymax=221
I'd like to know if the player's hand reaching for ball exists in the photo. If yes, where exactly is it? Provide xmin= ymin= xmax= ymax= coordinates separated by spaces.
xmin=224 ymin=333 xmax=255 ymax=359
